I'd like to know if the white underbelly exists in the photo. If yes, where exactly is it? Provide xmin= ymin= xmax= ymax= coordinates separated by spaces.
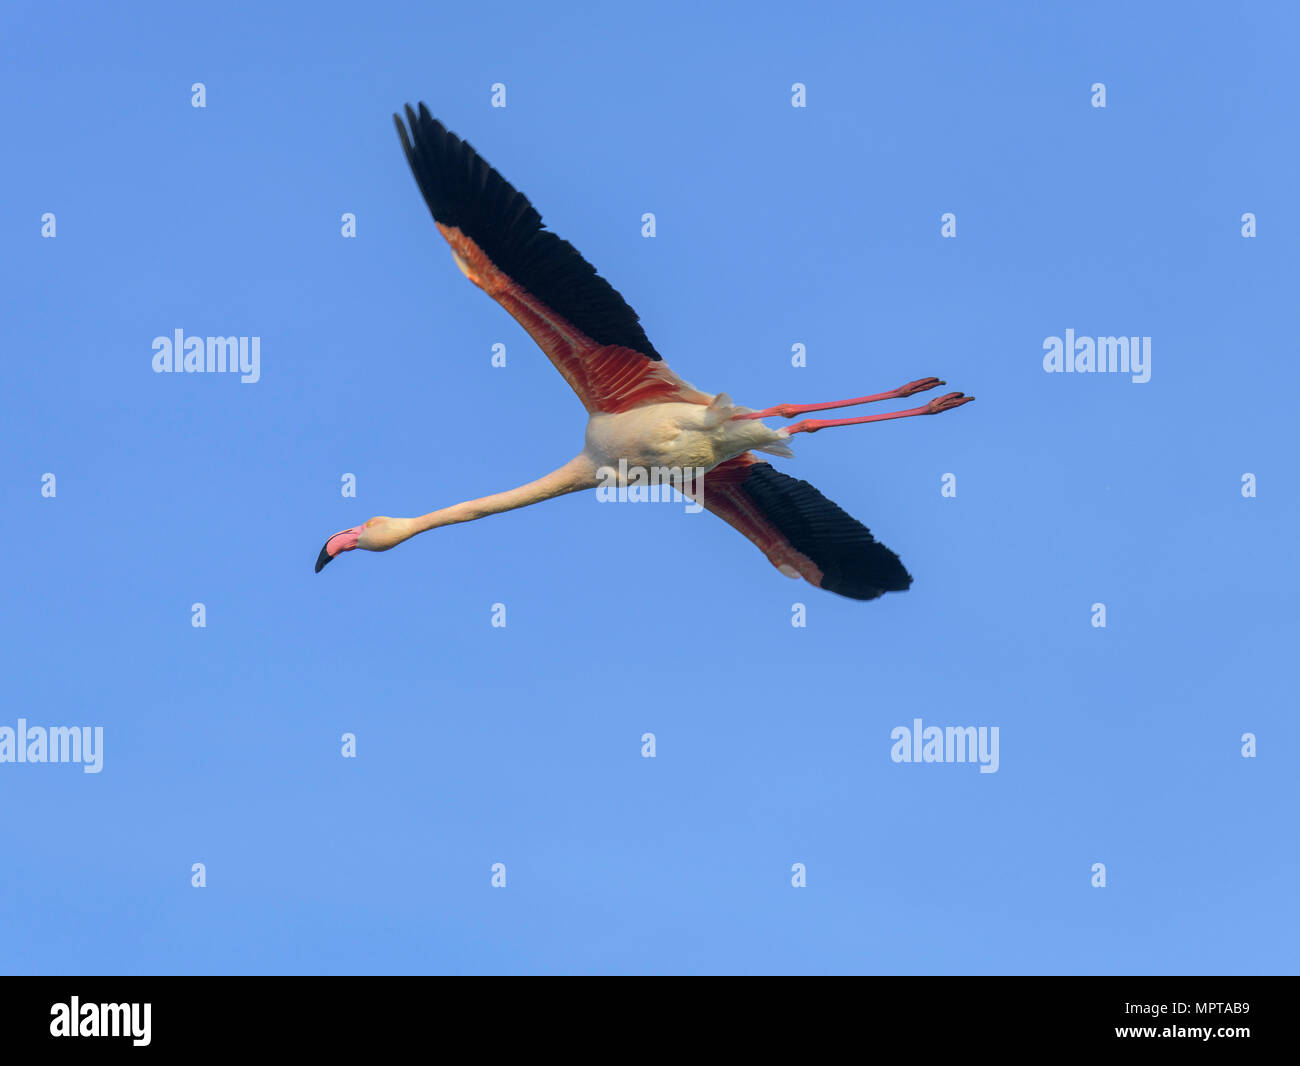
xmin=583 ymin=402 xmax=784 ymax=480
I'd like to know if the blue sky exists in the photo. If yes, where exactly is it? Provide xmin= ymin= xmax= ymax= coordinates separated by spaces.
xmin=2 ymin=1 xmax=1297 ymax=974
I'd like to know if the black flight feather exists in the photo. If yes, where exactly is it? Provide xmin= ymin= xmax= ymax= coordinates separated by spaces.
xmin=394 ymin=103 xmax=663 ymax=360
xmin=741 ymin=462 xmax=913 ymax=601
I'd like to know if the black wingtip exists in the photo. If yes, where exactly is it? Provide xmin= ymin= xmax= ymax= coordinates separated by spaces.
xmin=741 ymin=463 xmax=913 ymax=601
xmin=392 ymin=99 xmax=664 ymax=361
xmin=314 ymin=540 xmax=334 ymax=573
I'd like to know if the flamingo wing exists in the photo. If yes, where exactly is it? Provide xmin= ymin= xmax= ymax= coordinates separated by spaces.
xmin=394 ymin=104 xmax=709 ymax=414
xmin=696 ymin=454 xmax=913 ymax=601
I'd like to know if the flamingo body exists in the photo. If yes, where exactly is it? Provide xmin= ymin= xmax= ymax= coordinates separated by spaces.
xmin=585 ymin=396 xmax=791 ymax=479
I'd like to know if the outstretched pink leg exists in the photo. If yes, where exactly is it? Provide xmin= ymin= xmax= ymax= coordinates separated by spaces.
xmin=785 ymin=391 xmax=974 ymax=434
xmin=733 ymin=378 xmax=947 ymax=422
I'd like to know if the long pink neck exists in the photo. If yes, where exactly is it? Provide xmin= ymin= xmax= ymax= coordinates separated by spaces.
xmin=412 ymin=453 xmax=598 ymax=533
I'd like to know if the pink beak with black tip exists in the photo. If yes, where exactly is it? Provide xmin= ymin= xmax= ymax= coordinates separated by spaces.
xmin=315 ymin=526 xmax=361 ymax=572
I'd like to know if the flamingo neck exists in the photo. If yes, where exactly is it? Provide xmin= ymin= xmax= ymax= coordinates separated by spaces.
xmin=411 ymin=453 xmax=598 ymax=533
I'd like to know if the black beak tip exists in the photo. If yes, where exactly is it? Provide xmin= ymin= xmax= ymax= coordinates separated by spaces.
xmin=314 ymin=541 xmax=334 ymax=573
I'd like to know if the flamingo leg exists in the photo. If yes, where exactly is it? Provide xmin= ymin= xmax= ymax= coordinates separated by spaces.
xmin=733 ymin=377 xmax=946 ymax=421
xmin=784 ymin=391 xmax=974 ymax=434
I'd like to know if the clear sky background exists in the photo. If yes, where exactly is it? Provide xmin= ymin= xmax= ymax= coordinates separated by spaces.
xmin=2 ymin=1 xmax=1296 ymax=975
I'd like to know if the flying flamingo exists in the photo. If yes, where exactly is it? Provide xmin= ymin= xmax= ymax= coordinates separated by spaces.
xmin=315 ymin=104 xmax=974 ymax=600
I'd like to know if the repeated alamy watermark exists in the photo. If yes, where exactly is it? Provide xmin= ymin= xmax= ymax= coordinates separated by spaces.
xmin=890 ymin=718 xmax=999 ymax=774
xmin=152 ymin=329 xmax=260 ymax=383
xmin=0 ymin=719 xmax=103 ymax=773
xmin=595 ymin=459 xmax=705 ymax=513
xmin=1043 ymin=330 xmax=1150 ymax=383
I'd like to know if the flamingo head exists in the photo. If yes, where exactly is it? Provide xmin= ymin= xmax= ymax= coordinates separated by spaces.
xmin=314 ymin=516 xmax=406 ymax=572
